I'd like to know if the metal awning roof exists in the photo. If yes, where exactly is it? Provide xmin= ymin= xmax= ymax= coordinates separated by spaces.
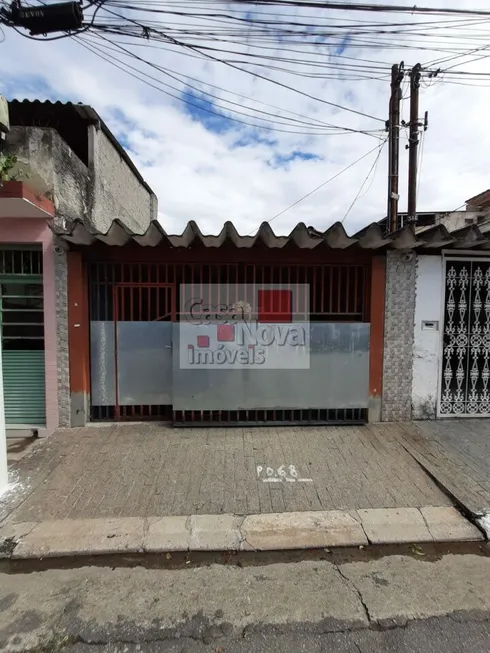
xmin=52 ymin=218 xmax=490 ymax=251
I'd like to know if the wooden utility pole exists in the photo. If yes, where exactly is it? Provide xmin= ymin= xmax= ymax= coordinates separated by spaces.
xmin=407 ymin=63 xmax=422 ymax=224
xmin=387 ymin=62 xmax=404 ymax=233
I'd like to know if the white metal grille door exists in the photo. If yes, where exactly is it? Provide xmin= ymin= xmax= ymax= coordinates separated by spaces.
xmin=440 ymin=259 xmax=490 ymax=417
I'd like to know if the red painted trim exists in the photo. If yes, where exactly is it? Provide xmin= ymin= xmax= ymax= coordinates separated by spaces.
xmin=0 ymin=180 xmax=55 ymax=216
xmin=113 ymin=285 xmax=120 ymax=420
xmin=369 ymin=256 xmax=386 ymax=398
xmin=68 ymin=251 xmax=90 ymax=394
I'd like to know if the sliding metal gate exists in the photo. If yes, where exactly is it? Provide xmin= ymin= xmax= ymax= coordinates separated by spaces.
xmin=440 ymin=258 xmax=490 ymax=417
xmin=89 ymin=261 xmax=370 ymax=425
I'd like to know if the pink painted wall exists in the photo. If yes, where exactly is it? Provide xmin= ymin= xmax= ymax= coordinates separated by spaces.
xmin=0 ymin=218 xmax=59 ymax=435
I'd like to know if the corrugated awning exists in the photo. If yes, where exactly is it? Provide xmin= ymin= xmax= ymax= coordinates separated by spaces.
xmin=52 ymin=218 xmax=490 ymax=251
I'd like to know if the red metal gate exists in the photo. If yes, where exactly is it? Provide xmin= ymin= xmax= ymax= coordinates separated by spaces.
xmin=113 ymin=283 xmax=175 ymax=420
xmin=89 ymin=260 xmax=369 ymax=424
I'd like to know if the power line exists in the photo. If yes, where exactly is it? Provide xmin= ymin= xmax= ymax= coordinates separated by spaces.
xmin=86 ymin=32 xmax=385 ymax=134
xmin=246 ymin=142 xmax=385 ymax=235
xmin=96 ymin=6 xmax=387 ymax=124
xmin=219 ymin=1 xmax=490 ymax=18
xmin=78 ymin=35 xmax=385 ymax=137
xmin=76 ymin=37 xmax=362 ymax=135
xmin=341 ymin=139 xmax=386 ymax=223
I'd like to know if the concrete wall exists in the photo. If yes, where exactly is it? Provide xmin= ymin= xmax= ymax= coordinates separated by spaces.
xmin=89 ymin=126 xmax=156 ymax=233
xmin=411 ymin=255 xmax=443 ymax=419
xmin=381 ymin=251 xmax=417 ymax=422
xmin=5 ymin=127 xmax=88 ymax=228
xmin=6 ymin=125 xmax=156 ymax=235
xmin=0 ymin=219 xmax=60 ymax=437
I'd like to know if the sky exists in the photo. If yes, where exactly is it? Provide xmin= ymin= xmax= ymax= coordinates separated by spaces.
xmin=1 ymin=0 xmax=490 ymax=236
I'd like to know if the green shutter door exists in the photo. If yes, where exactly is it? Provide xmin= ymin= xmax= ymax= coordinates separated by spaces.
xmin=2 ymin=350 xmax=46 ymax=425
xmin=0 ymin=250 xmax=46 ymax=428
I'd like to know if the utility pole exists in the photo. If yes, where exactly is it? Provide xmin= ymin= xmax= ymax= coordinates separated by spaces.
xmin=407 ymin=63 xmax=422 ymax=224
xmin=386 ymin=62 xmax=404 ymax=233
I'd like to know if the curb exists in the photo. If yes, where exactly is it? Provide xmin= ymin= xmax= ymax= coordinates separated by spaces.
xmin=0 ymin=506 xmax=483 ymax=559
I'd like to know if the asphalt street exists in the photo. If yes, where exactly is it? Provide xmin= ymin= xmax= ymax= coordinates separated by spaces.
xmin=1 ymin=552 xmax=490 ymax=652
xmin=65 ymin=616 xmax=490 ymax=653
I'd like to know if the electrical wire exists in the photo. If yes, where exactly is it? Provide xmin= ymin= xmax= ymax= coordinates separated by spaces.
xmin=5 ymin=0 xmax=490 ymax=103
xmin=84 ymin=9 xmax=490 ymax=86
xmin=77 ymin=34 xmax=385 ymax=137
xmin=86 ymin=32 xmax=384 ymax=133
xmin=246 ymin=141 xmax=386 ymax=235
xmin=96 ymin=6 xmax=387 ymax=123
xmin=76 ymin=38 xmax=356 ymax=135
xmin=202 ymin=1 xmax=490 ymax=19
xmin=341 ymin=138 xmax=386 ymax=223
xmin=82 ymin=33 xmax=362 ymax=130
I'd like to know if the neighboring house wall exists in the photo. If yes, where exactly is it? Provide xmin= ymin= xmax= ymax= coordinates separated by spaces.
xmin=411 ymin=255 xmax=443 ymax=419
xmin=89 ymin=126 xmax=156 ymax=233
xmin=1 ymin=219 xmax=60 ymax=437
xmin=5 ymin=127 xmax=88 ymax=228
xmin=437 ymin=211 xmax=486 ymax=232
xmin=381 ymin=250 xmax=416 ymax=421
xmin=5 ymin=109 xmax=156 ymax=430
xmin=6 ymin=125 xmax=156 ymax=235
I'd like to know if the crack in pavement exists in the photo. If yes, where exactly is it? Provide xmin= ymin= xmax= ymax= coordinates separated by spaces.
xmin=333 ymin=563 xmax=372 ymax=626
xmin=237 ymin=516 xmax=258 ymax=552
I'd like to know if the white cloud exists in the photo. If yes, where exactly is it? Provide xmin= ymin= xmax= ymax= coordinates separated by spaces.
xmin=1 ymin=0 xmax=490 ymax=235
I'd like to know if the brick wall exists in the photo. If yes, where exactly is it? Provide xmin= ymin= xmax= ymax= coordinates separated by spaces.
xmin=54 ymin=246 xmax=70 ymax=428
xmin=381 ymin=250 xmax=417 ymax=421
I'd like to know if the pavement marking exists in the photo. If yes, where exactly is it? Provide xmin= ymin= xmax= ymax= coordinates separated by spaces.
xmin=256 ymin=464 xmax=312 ymax=483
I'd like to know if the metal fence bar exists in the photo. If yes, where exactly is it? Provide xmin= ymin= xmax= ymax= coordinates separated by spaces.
xmin=89 ymin=260 xmax=369 ymax=423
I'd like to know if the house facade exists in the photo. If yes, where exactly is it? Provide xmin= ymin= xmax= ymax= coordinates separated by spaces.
xmin=54 ymin=220 xmax=386 ymax=427
xmin=411 ymin=248 xmax=490 ymax=421
xmin=4 ymin=98 xmax=488 ymax=430
xmin=48 ymin=213 xmax=490 ymax=428
xmin=0 ymin=99 xmax=156 ymax=436
xmin=384 ymin=209 xmax=490 ymax=421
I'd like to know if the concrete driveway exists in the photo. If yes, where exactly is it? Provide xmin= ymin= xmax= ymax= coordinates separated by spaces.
xmin=2 ymin=423 xmax=452 ymax=524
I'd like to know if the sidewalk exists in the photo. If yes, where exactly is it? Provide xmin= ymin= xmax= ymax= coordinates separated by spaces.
xmin=0 ymin=423 xmax=483 ymax=558
xmin=393 ymin=420 xmax=490 ymax=535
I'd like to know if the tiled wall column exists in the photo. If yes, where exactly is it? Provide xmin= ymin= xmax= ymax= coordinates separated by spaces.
xmin=381 ymin=250 xmax=417 ymax=421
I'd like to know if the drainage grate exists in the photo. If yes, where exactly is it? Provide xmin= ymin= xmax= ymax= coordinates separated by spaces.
xmin=91 ymin=405 xmax=172 ymax=421
xmin=172 ymin=408 xmax=368 ymax=427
